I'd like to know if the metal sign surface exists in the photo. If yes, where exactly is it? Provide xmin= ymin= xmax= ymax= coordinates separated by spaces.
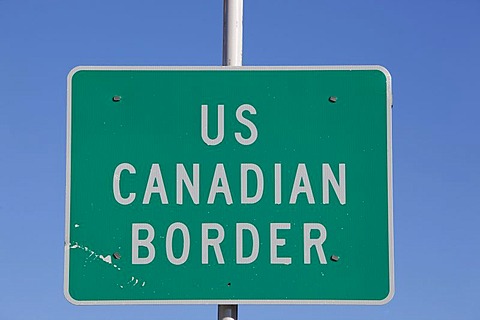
xmin=65 ymin=66 xmax=394 ymax=305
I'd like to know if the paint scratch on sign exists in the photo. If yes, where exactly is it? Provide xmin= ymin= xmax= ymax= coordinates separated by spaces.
xmin=127 ymin=276 xmax=141 ymax=287
xmin=99 ymin=255 xmax=112 ymax=264
xmin=68 ymin=242 xmax=120 ymax=271
xmin=68 ymin=241 xmax=146 ymax=288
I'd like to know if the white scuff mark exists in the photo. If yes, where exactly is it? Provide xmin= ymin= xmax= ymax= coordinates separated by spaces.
xmin=68 ymin=241 xmax=146 ymax=288
xmin=99 ymin=255 xmax=112 ymax=264
xmin=68 ymin=242 xmax=119 ymax=270
xmin=126 ymin=276 xmax=142 ymax=287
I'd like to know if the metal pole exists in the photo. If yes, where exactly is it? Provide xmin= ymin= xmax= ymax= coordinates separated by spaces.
xmin=218 ymin=304 xmax=238 ymax=320
xmin=222 ymin=0 xmax=243 ymax=66
xmin=218 ymin=1 xmax=242 ymax=319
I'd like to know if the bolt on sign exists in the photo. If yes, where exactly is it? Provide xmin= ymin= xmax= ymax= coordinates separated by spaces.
xmin=64 ymin=66 xmax=394 ymax=305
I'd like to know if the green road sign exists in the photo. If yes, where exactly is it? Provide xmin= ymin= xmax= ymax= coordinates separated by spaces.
xmin=65 ymin=66 xmax=394 ymax=305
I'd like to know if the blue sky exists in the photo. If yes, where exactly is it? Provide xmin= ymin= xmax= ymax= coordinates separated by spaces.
xmin=1 ymin=0 xmax=479 ymax=319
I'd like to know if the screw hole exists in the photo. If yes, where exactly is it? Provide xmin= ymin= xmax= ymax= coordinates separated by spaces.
xmin=328 ymin=96 xmax=337 ymax=103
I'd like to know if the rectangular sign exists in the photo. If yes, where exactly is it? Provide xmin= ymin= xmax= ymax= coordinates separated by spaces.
xmin=65 ymin=66 xmax=394 ymax=305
